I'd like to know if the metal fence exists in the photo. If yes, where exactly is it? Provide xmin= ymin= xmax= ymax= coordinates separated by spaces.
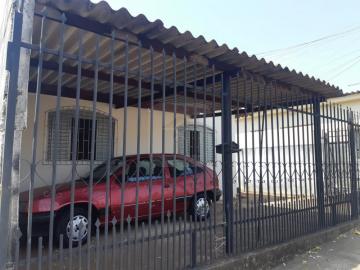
xmin=1 ymin=5 xmax=360 ymax=270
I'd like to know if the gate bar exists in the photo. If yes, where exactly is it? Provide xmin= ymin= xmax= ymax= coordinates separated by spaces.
xmin=348 ymin=111 xmax=359 ymax=219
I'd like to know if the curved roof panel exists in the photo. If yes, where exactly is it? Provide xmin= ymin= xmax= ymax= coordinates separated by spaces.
xmin=36 ymin=0 xmax=342 ymax=98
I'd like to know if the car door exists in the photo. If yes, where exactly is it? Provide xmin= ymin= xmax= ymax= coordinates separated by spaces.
xmin=166 ymin=157 xmax=196 ymax=214
xmin=147 ymin=157 xmax=172 ymax=217
xmin=110 ymin=158 xmax=151 ymax=222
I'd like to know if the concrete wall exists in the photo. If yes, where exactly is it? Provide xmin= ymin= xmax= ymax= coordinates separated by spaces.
xmin=0 ymin=0 xmax=15 ymax=195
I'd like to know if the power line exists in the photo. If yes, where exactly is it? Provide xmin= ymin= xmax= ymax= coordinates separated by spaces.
xmin=327 ymin=55 xmax=360 ymax=80
xmin=348 ymin=81 xmax=360 ymax=87
xmin=256 ymin=25 xmax=360 ymax=56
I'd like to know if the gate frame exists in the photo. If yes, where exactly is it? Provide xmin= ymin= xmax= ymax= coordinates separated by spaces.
xmin=0 ymin=0 xmax=34 ymax=269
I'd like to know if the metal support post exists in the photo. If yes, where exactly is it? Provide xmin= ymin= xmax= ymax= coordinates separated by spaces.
xmin=313 ymin=97 xmax=325 ymax=228
xmin=221 ymin=72 xmax=234 ymax=254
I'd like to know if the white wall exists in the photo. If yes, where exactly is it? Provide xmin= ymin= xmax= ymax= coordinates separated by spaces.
xmin=213 ymin=109 xmax=318 ymax=198
xmin=220 ymin=96 xmax=360 ymax=198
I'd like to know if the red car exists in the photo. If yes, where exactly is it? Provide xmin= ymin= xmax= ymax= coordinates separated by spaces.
xmin=19 ymin=154 xmax=221 ymax=246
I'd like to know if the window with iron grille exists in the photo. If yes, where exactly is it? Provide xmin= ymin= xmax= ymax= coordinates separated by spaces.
xmin=46 ymin=108 xmax=114 ymax=162
xmin=70 ymin=118 xmax=96 ymax=160
xmin=178 ymin=125 xmax=214 ymax=163
xmin=189 ymin=130 xmax=200 ymax=161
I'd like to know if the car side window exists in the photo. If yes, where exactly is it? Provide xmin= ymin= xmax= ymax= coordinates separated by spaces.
xmin=168 ymin=159 xmax=201 ymax=177
xmin=127 ymin=158 xmax=163 ymax=183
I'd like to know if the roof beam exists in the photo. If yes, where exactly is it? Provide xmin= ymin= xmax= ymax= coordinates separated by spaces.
xmin=28 ymin=81 xmax=125 ymax=105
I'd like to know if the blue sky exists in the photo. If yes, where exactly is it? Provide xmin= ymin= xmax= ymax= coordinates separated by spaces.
xmin=94 ymin=0 xmax=360 ymax=93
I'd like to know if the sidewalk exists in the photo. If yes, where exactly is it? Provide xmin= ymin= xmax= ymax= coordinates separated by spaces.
xmin=273 ymin=226 xmax=360 ymax=270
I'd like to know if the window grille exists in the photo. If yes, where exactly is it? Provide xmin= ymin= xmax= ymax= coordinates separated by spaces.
xmin=46 ymin=108 xmax=114 ymax=161
xmin=178 ymin=125 xmax=214 ymax=163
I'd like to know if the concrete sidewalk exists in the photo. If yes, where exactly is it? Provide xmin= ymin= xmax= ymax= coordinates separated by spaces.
xmin=273 ymin=226 xmax=360 ymax=270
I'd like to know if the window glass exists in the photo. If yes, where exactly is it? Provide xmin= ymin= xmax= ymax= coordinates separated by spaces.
xmin=83 ymin=158 xmax=123 ymax=183
xmin=168 ymin=159 xmax=203 ymax=177
xmin=127 ymin=158 xmax=163 ymax=182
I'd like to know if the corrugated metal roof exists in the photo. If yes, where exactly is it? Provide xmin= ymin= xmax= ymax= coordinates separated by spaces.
xmin=341 ymin=90 xmax=360 ymax=96
xmin=36 ymin=0 xmax=343 ymax=98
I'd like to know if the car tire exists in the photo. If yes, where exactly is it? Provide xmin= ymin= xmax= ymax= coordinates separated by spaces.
xmin=56 ymin=207 xmax=91 ymax=248
xmin=191 ymin=194 xmax=211 ymax=221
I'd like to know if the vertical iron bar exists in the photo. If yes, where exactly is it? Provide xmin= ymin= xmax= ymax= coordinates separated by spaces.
xmin=160 ymin=49 xmax=166 ymax=270
xmin=119 ymin=36 xmax=129 ymax=270
xmin=103 ymin=30 xmax=115 ymax=270
xmin=134 ymin=41 xmax=142 ymax=270
xmin=305 ymin=98 xmax=312 ymax=232
xmin=25 ymin=11 xmax=46 ymax=270
xmin=112 ymin=217 xmax=117 ymax=270
xmin=37 ymin=237 xmax=43 ymax=270
xmin=301 ymin=97 xmax=308 ymax=232
xmin=48 ymin=14 xmax=66 ymax=269
xmin=348 ymin=110 xmax=359 ymax=219
xmin=250 ymin=78 xmax=256 ymax=250
xmin=256 ymin=83 xmax=264 ymax=246
xmin=221 ymin=72 xmax=234 ymax=254
xmin=154 ymin=220 xmax=159 ymax=270
xmin=342 ymin=108 xmax=351 ymax=218
xmin=182 ymin=57 xmax=188 ymax=268
xmin=86 ymin=34 xmax=100 ymax=270
xmin=336 ymin=106 xmax=343 ymax=213
xmin=172 ymin=53 xmax=177 ymax=270
xmin=269 ymin=82 xmax=277 ymax=245
xmin=183 ymin=57 xmax=188 ymax=268
xmin=313 ymin=97 xmax=325 ymax=228
xmin=95 ymin=220 xmax=100 ymax=270
xmin=202 ymin=66 xmax=208 ymax=261
xmin=69 ymin=29 xmax=83 ymax=270
xmin=147 ymin=46 xmax=155 ymax=270
xmin=275 ymin=83 xmax=283 ymax=244
xmin=235 ymin=73 xmax=241 ymax=253
xmin=243 ymin=77 xmax=250 ymax=251
xmin=210 ymin=65 xmax=216 ymax=261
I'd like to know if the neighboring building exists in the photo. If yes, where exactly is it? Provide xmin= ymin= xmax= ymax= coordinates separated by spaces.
xmin=330 ymin=90 xmax=360 ymax=110
xmin=228 ymin=92 xmax=360 ymax=199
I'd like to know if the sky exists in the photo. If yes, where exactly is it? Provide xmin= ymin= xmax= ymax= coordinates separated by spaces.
xmin=92 ymin=0 xmax=360 ymax=93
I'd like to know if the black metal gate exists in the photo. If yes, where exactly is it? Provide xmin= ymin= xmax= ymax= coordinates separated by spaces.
xmin=1 ymin=3 xmax=360 ymax=270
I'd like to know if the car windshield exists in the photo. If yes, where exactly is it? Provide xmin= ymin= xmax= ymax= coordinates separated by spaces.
xmin=83 ymin=158 xmax=123 ymax=182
